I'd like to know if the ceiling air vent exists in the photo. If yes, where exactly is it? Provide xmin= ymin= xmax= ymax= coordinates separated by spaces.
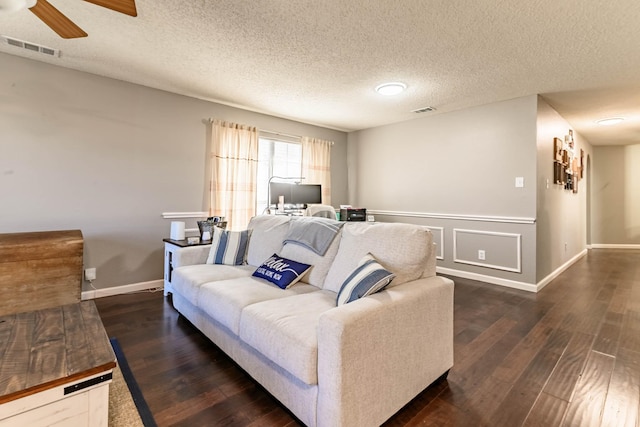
xmin=1 ymin=35 xmax=60 ymax=57
xmin=412 ymin=106 xmax=436 ymax=114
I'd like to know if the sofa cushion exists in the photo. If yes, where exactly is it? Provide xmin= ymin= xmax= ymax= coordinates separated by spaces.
xmin=197 ymin=277 xmax=318 ymax=335
xmin=324 ymin=222 xmax=432 ymax=293
xmin=239 ymin=290 xmax=337 ymax=385
xmin=206 ymin=228 xmax=251 ymax=265
xmin=336 ymin=253 xmax=395 ymax=306
xmin=280 ymin=227 xmax=341 ymax=289
xmin=246 ymin=215 xmax=291 ymax=267
xmin=171 ymin=264 xmax=255 ymax=305
xmin=252 ymin=254 xmax=312 ymax=289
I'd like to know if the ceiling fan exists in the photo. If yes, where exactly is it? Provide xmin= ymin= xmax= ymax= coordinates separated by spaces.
xmin=0 ymin=0 xmax=137 ymax=39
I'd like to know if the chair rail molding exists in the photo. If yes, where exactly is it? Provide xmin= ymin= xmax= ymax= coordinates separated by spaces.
xmin=368 ymin=210 xmax=535 ymax=225
xmin=162 ymin=212 xmax=208 ymax=219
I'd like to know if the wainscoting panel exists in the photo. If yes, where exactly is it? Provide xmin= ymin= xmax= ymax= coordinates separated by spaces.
xmin=313 ymin=210 xmax=537 ymax=286
xmin=453 ymin=229 xmax=522 ymax=273
xmin=424 ymin=226 xmax=444 ymax=260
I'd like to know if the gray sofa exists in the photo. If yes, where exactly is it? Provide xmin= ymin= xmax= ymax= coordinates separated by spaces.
xmin=167 ymin=215 xmax=454 ymax=426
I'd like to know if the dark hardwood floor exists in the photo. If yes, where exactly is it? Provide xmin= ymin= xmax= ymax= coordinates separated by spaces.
xmin=95 ymin=249 xmax=640 ymax=426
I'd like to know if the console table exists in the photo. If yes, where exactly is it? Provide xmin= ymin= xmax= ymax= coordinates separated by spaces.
xmin=0 ymin=301 xmax=116 ymax=426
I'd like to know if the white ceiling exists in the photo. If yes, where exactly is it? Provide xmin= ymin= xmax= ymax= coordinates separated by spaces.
xmin=1 ymin=0 xmax=639 ymax=145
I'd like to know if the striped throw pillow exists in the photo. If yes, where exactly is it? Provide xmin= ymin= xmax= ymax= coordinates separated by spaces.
xmin=336 ymin=253 xmax=395 ymax=306
xmin=206 ymin=228 xmax=251 ymax=265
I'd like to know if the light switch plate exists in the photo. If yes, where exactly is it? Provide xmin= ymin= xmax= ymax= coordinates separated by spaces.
xmin=515 ymin=177 xmax=524 ymax=188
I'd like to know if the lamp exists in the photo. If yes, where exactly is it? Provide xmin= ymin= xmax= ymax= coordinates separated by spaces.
xmin=266 ymin=176 xmax=305 ymax=214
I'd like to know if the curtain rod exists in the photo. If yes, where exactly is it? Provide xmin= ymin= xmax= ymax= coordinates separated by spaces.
xmin=205 ymin=121 xmax=334 ymax=145
xmin=260 ymin=129 xmax=302 ymax=139
xmin=261 ymin=129 xmax=334 ymax=145
xmin=205 ymin=122 xmax=300 ymax=139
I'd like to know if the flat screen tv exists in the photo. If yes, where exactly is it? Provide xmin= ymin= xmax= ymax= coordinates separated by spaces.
xmin=269 ymin=183 xmax=322 ymax=206
xmin=269 ymin=182 xmax=292 ymax=205
xmin=291 ymin=184 xmax=322 ymax=205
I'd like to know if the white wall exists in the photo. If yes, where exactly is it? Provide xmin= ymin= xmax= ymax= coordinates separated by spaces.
xmin=3 ymin=50 xmax=622 ymax=293
xmin=348 ymin=96 xmax=539 ymax=287
xmin=0 ymin=53 xmax=348 ymax=291
xmin=349 ymin=96 xmax=537 ymax=217
xmin=535 ymin=96 xmax=592 ymax=282
xmin=592 ymin=144 xmax=640 ymax=245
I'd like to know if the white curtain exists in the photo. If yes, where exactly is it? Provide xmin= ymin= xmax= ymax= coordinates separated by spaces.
xmin=205 ymin=120 xmax=259 ymax=230
xmin=301 ymin=137 xmax=332 ymax=205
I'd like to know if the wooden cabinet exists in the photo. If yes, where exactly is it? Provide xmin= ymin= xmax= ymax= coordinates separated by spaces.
xmin=0 ymin=301 xmax=115 ymax=427
xmin=0 ymin=230 xmax=83 ymax=316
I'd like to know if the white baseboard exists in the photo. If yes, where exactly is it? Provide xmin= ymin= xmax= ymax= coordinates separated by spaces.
xmin=82 ymin=279 xmax=163 ymax=300
xmin=590 ymin=244 xmax=640 ymax=249
xmin=535 ymin=249 xmax=588 ymax=292
xmin=436 ymin=267 xmax=538 ymax=292
xmin=437 ymin=248 xmax=588 ymax=293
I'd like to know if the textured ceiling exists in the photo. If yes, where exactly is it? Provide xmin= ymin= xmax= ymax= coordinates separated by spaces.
xmin=1 ymin=0 xmax=639 ymax=145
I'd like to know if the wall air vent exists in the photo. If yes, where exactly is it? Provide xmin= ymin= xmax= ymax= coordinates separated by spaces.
xmin=412 ymin=106 xmax=436 ymax=114
xmin=1 ymin=35 xmax=60 ymax=57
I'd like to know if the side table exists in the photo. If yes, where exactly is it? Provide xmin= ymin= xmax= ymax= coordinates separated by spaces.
xmin=163 ymin=238 xmax=211 ymax=296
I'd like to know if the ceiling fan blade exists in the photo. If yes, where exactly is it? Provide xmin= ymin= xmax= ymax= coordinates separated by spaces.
xmin=84 ymin=0 xmax=137 ymax=17
xmin=29 ymin=0 xmax=87 ymax=39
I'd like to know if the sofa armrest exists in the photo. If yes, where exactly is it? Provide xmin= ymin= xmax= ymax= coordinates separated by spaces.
xmin=172 ymin=245 xmax=211 ymax=268
xmin=316 ymin=275 xmax=454 ymax=427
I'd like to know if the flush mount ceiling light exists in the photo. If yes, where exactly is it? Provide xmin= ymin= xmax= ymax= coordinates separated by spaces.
xmin=375 ymin=82 xmax=407 ymax=96
xmin=596 ymin=117 xmax=624 ymax=126
xmin=0 ymin=0 xmax=35 ymax=12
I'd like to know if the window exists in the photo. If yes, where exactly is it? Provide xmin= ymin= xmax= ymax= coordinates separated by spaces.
xmin=256 ymin=137 xmax=302 ymax=214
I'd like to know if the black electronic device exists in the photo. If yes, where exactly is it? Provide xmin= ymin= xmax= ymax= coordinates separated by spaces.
xmin=269 ymin=182 xmax=293 ymax=205
xmin=269 ymin=183 xmax=322 ymax=207
xmin=339 ymin=208 xmax=366 ymax=221
xmin=291 ymin=184 xmax=322 ymax=205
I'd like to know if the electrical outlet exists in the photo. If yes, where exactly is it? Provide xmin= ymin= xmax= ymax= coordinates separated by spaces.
xmin=85 ymin=268 xmax=96 ymax=281
xmin=478 ymin=250 xmax=486 ymax=260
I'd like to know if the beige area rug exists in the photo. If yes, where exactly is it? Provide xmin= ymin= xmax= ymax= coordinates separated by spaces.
xmin=109 ymin=365 xmax=144 ymax=427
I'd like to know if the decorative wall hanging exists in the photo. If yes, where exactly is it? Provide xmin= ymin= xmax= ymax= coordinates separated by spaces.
xmin=553 ymin=130 xmax=582 ymax=193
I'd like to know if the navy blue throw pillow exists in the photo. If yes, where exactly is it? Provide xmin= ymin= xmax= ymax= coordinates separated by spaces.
xmin=253 ymin=254 xmax=312 ymax=289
